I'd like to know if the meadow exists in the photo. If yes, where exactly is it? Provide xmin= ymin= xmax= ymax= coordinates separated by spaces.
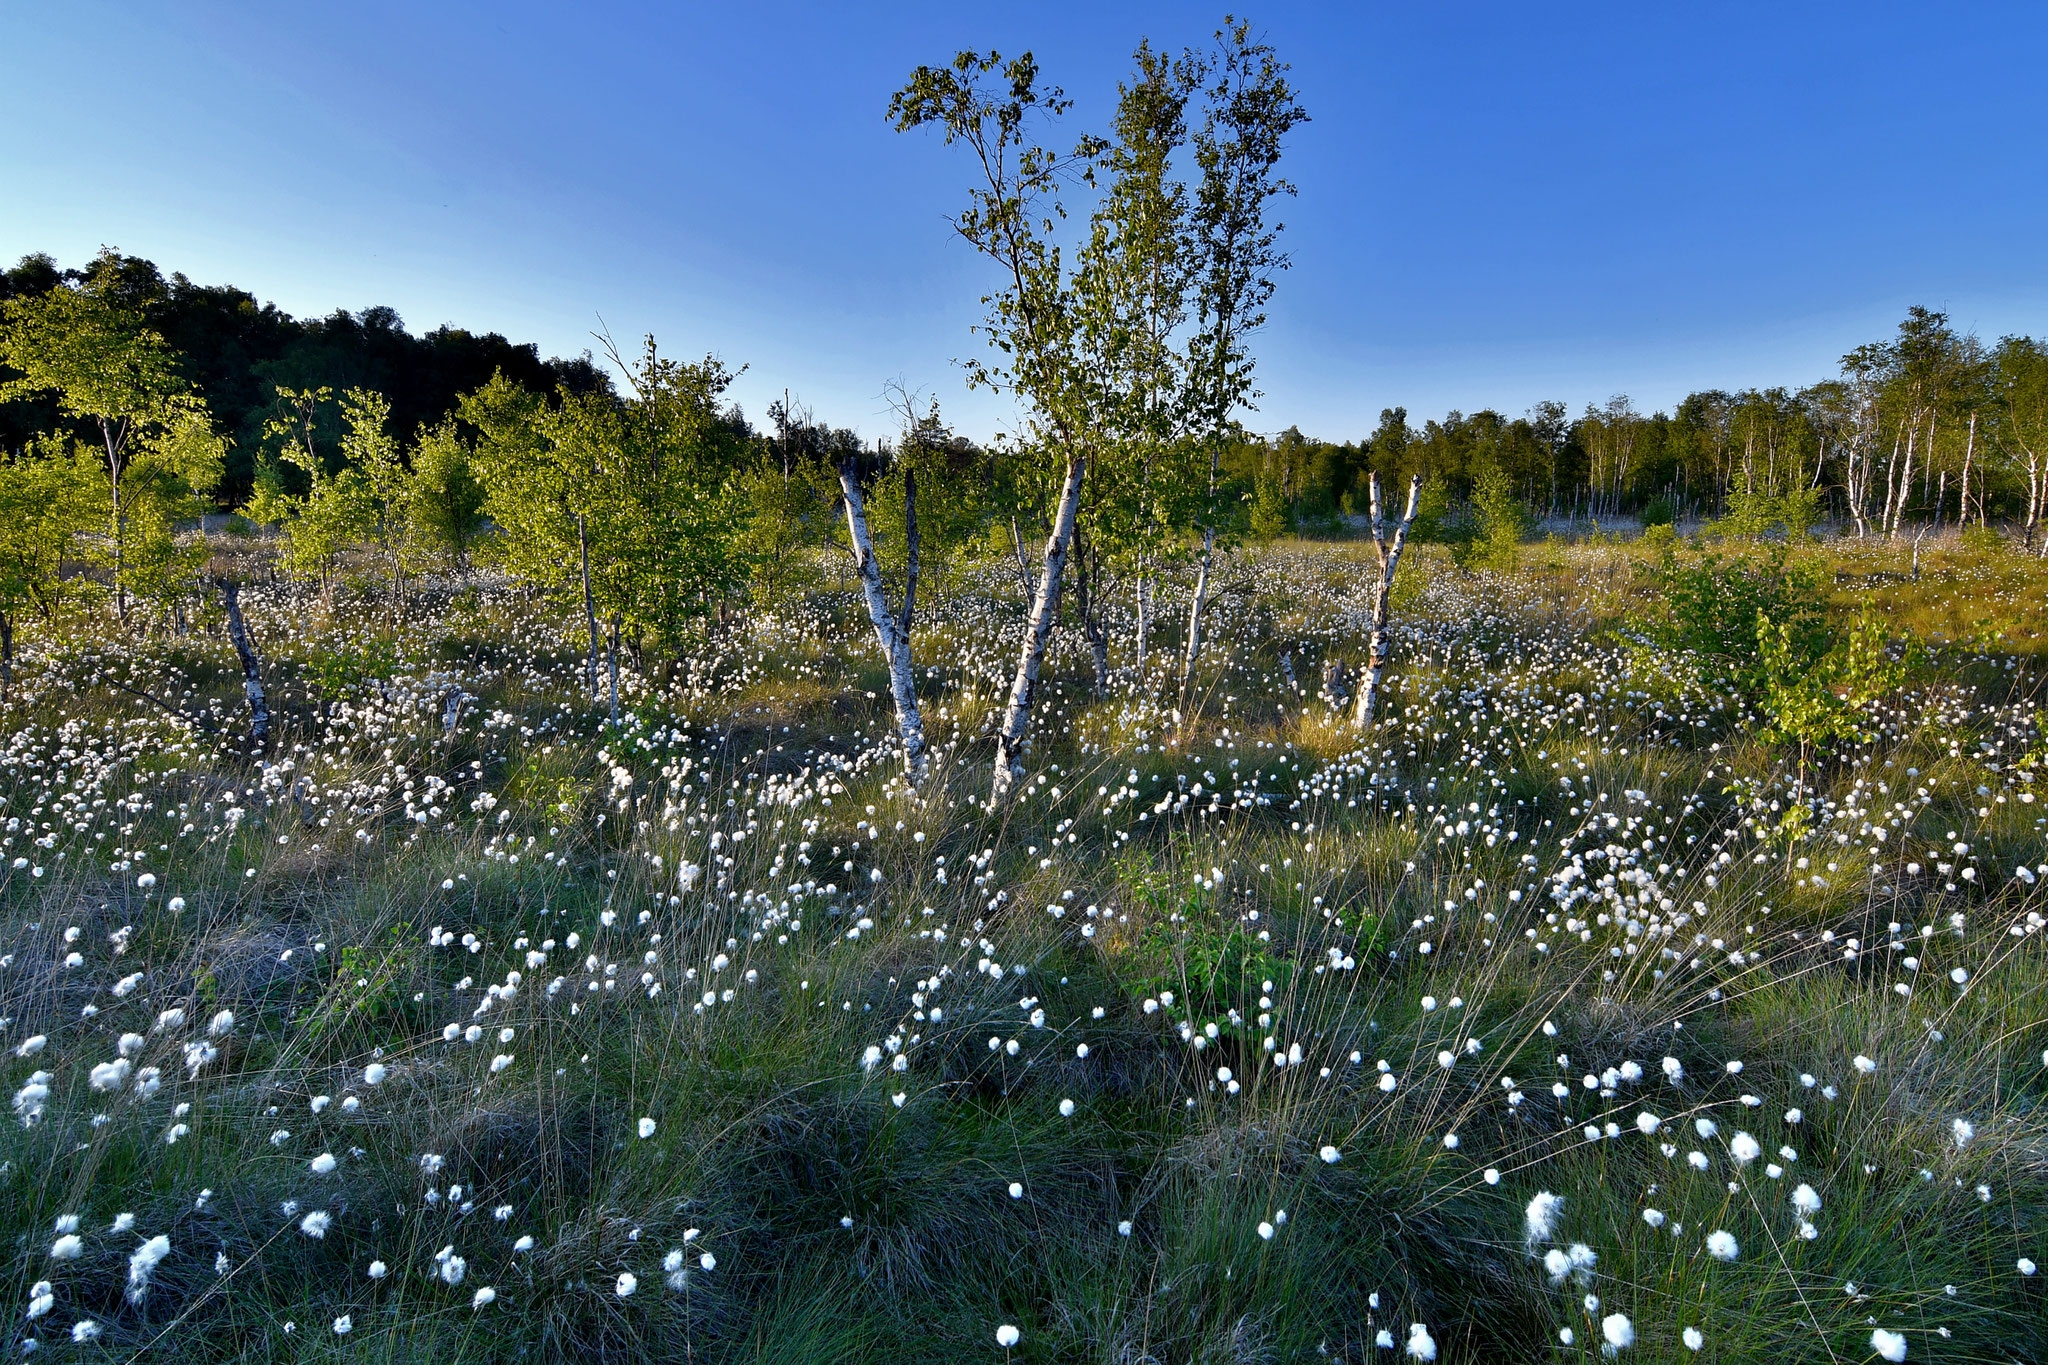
xmin=1 ymin=528 xmax=2044 ymax=1364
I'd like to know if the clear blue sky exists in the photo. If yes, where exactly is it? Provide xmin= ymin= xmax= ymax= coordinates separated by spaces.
xmin=4 ymin=2 xmax=2045 ymax=444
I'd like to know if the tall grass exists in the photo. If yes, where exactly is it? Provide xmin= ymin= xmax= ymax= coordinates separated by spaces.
xmin=1 ymin=540 xmax=2043 ymax=1362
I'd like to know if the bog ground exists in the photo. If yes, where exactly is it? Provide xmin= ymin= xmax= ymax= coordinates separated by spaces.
xmin=1 ymin=533 xmax=2044 ymax=1364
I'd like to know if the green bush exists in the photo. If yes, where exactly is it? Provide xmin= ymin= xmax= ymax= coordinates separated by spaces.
xmin=1461 ymin=465 xmax=1530 ymax=571
xmin=1959 ymin=525 xmax=2005 ymax=556
xmin=1642 ymin=545 xmax=1831 ymax=700
xmin=303 ymin=635 xmax=401 ymax=698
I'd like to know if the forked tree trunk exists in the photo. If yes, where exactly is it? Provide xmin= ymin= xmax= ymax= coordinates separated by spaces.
xmin=1352 ymin=472 xmax=1424 ymax=729
xmin=837 ymin=457 xmax=929 ymax=787
xmin=992 ymin=454 xmax=1087 ymax=800
xmin=217 ymin=578 xmax=270 ymax=754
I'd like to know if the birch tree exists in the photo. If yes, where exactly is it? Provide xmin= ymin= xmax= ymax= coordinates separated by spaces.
xmin=890 ymin=51 xmax=1104 ymax=799
xmin=0 ymin=439 xmax=96 ymax=700
xmin=1180 ymin=21 xmax=1307 ymax=692
xmin=463 ymin=373 xmax=605 ymax=695
xmin=468 ymin=344 xmax=754 ymax=721
xmin=1995 ymin=336 xmax=2048 ymax=554
xmin=835 ymin=396 xmax=977 ymax=789
xmin=1352 ymin=472 xmax=1423 ymax=728
xmin=339 ymin=388 xmax=414 ymax=614
xmin=249 ymin=385 xmax=370 ymax=609
xmin=1071 ymin=41 xmax=1201 ymax=693
xmin=0 ymin=249 xmax=221 ymax=624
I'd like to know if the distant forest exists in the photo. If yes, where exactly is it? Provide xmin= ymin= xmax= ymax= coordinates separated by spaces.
xmin=3 ymin=249 xmax=2044 ymax=539
xmin=0 ymin=250 xmax=614 ymax=505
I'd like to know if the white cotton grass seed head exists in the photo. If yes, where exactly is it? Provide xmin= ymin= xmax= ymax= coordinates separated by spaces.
xmin=1683 ymin=1327 xmax=1703 ymax=1351
xmin=1601 ymin=1312 xmax=1635 ymax=1353
xmin=1870 ymin=1327 xmax=1908 ymax=1362
xmin=1525 ymin=1191 xmax=1563 ymax=1246
xmin=1706 ymin=1230 xmax=1739 ymax=1261
xmin=616 ymin=1271 xmax=637 ymax=1297
xmin=996 ymin=1324 xmax=1021 ymax=1349
xmin=1405 ymin=1322 xmax=1438 ymax=1361
xmin=1792 ymin=1184 xmax=1821 ymax=1215
xmin=473 ymin=1286 xmax=496 ymax=1308
xmin=126 ymin=1235 xmax=171 ymax=1303
xmin=638 ymin=1117 xmax=657 ymax=1139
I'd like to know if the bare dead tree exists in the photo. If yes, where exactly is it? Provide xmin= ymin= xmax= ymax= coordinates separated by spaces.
xmin=1351 ymin=472 xmax=1423 ymax=729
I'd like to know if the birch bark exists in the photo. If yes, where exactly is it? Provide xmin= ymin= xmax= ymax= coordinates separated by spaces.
xmin=837 ymin=459 xmax=930 ymax=787
xmin=1352 ymin=472 xmax=1423 ymax=729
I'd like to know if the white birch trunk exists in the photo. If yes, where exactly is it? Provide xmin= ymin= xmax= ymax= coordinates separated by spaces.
xmin=1352 ymin=473 xmax=1423 ymax=730
xmin=992 ymin=454 xmax=1087 ymax=800
xmin=1889 ymin=421 xmax=1918 ymax=538
xmin=1960 ymin=411 xmax=1978 ymax=526
xmin=837 ymin=461 xmax=929 ymax=787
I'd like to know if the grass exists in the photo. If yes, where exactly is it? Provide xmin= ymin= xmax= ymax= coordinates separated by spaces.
xmin=0 ymin=534 xmax=2043 ymax=1362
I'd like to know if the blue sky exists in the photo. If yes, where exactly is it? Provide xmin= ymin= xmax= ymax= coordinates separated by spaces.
xmin=4 ymin=2 xmax=2044 ymax=443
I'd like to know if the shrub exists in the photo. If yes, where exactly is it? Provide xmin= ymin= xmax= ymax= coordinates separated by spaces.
xmin=1959 ymin=525 xmax=2005 ymax=556
xmin=1642 ymin=546 xmax=1831 ymax=700
xmin=1460 ymin=466 xmax=1530 ymax=571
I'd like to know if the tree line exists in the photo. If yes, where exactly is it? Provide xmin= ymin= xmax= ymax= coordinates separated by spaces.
xmin=1244 ymin=306 xmax=2048 ymax=548
xmin=0 ymin=249 xmax=611 ymax=506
